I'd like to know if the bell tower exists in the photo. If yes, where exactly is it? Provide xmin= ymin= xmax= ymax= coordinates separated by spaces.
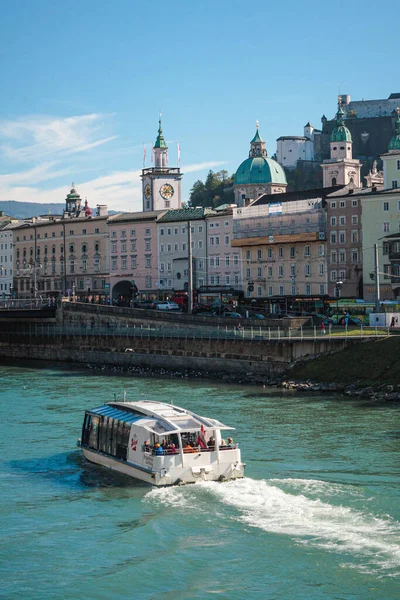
xmin=321 ymin=100 xmax=361 ymax=188
xmin=140 ymin=118 xmax=182 ymax=212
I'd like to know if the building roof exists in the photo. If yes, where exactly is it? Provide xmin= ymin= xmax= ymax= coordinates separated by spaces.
xmin=250 ymin=127 xmax=264 ymax=143
xmin=234 ymin=156 xmax=287 ymax=186
xmin=253 ymin=185 xmax=346 ymax=206
xmin=154 ymin=118 xmax=167 ymax=149
xmin=276 ymin=136 xmax=310 ymax=141
xmin=157 ymin=207 xmax=215 ymax=223
xmin=331 ymin=103 xmax=352 ymax=142
xmin=108 ymin=210 xmax=166 ymax=223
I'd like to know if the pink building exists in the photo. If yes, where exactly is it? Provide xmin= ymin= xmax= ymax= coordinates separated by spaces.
xmin=108 ymin=211 xmax=166 ymax=303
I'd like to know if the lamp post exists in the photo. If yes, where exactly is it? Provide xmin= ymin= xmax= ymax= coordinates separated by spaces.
xmin=335 ymin=280 xmax=343 ymax=319
xmin=30 ymin=260 xmax=42 ymax=298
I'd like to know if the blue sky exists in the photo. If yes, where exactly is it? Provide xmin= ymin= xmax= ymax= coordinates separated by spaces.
xmin=0 ymin=0 xmax=397 ymax=212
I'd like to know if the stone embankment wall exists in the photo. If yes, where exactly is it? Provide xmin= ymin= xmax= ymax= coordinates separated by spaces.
xmin=0 ymin=329 xmax=356 ymax=378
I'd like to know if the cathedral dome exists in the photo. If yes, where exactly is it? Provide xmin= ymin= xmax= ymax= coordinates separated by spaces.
xmin=331 ymin=103 xmax=352 ymax=143
xmin=234 ymin=125 xmax=287 ymax=186
xmin=234 ymin=156 xmax=287 ymax=186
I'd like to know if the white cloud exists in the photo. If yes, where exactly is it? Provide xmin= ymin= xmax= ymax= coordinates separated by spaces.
xmin=0 ymin=161 xmax=226 ymax=212
xmin=0 ymin=113 xmax=116 ymax=163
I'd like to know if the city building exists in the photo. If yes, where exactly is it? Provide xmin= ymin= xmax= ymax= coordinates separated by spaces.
xmin=141 ymin=119 xmax=182 ymax=212
xmin=157 ymin=208 xmax=212 ymax=298
xmin=233 ymin=124 xmax=287 ymax=206
xmin=276 ymin=122 xmax=320 ymax=168
xmin=108 ymin=210 xmax=166 ymax=303
xmin=12 ymin=186 xmax=109 ymax=300
xmin=0 ymin=213 xmax=24 ymax=297
xmin=231 ymin=188 xmax=329 ymax=312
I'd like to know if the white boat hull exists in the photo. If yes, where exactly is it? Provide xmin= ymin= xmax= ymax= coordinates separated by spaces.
xmin=82 ymin=447 xmax=245 ymax=486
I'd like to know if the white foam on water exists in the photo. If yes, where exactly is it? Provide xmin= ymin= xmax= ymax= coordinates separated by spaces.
xmin=145 ymin=477 xmax=400 ymax=575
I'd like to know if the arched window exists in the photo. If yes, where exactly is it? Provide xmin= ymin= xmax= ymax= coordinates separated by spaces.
xmin=69 ymin=243 xmax=74 ymax=254
xmin=82 ymin=243 xmax=87 ymax=254
xmin=332 ymin=177 xmax=337 ymax=186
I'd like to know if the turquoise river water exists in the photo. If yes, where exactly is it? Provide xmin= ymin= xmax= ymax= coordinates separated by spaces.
xmin=0 ymin=363 xmax=399 ymax=600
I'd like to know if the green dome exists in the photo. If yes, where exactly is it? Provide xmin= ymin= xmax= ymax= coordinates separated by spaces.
xmin=331 ymin=125 xmax=352 ymax=143
xmin=331 ymin=103 xmax=352 ymax=143
xmin=389 ymin=113 xmax=400 ymax=150
xmin=234 ymin=156 xmax=287 ymax=186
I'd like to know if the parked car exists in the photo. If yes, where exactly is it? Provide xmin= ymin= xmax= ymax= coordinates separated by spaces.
xmin=222 ymin=311 xmax=243 ymax=318
xmin=338 ymin=315 xmax=362 ymax=326
xmin=192 ymin=303 xmax=213 ymax=314
xmin=135 ymin=300 xmax=158 ymax=309
xmin=248 ymin=313 xmax=265 ymax=320
xmin=155 ymin=301 xmax=180 ymax=311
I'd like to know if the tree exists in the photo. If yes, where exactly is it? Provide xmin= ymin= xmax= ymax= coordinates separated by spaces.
xmin=189 ymin=170 xmax=235 ymax=209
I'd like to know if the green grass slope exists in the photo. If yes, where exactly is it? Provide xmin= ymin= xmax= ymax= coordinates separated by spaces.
xmin=289 ymin=337 xmax=400 ymax=386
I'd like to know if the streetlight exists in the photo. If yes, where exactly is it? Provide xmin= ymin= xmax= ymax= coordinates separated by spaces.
xmin=335 ymin=280 xmax=343 ymax=319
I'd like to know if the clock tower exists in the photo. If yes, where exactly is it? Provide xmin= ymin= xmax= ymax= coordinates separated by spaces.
xmin=141 ymin=118 xmax=182 ymax=212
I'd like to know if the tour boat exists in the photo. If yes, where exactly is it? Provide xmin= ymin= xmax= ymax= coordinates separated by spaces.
xmin=78 ymin=399 xmax=245 ymax=486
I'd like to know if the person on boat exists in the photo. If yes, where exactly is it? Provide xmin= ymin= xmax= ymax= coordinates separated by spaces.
xmin=161 ymin=439 xmax=168 ymax=449
xmin=155 ymin=443 xmax=164 ymax=456
xmin=183 ymin=443 xmax=196 ymax=453
xmin=220 ymin=439 xmax=227 ymax=447
xmin=207 ymin=436 xmax=215 ymax=449
xmin=227 ymin=437 xmax=235 ymax=448
xmin=143 ymin=440 xmax=151 ymax=453
xmin=166 ymin=441 xmax=176 ymax=454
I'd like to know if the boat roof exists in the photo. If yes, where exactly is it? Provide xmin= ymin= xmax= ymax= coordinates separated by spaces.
xmin=86 ymin=400 xmax=235 ymax=435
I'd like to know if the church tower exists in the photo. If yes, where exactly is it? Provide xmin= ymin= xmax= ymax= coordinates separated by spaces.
xmin=321 ymin=100 xmax=361 ymax=188
xmin=141 ymin=118 xmax=182 ymax=212
xmin=381 ymin=108 xmax=400 ymax=190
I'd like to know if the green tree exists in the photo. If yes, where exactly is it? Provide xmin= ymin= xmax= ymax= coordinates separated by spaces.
xmin=189 ymin=169 xmax=235 ymax=208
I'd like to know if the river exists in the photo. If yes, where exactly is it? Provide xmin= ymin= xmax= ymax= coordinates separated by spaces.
xmin=0 ymin=363 xmax=399 ymax=599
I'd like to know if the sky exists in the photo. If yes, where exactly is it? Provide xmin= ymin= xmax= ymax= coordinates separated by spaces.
xmin=0 ymin=0 xmax=397 ymax=213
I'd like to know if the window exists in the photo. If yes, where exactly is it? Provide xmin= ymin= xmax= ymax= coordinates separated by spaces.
xmin=352 ymin=215 xmax=358 ymax=224
xmin=383 ymin=242 xmax=389 ymax=255
xmin=291 ymin=285 xmax=296 ymax=295
xmin=289 ymin=264 xmax=295 ymax=277
xmin=209 ymin=237 xmax=214 ymax=246
xmin=234 ymin=255 xmax=239 ymax=266
xmin=351 ymin=250 xmax=358 ymax=263
xmin=174 ymin=243 xmax=179 ymax=251
xmin=268 ymin=286 xmax=273 ymax=296
xmin=112 ymin=231 xmax=117 ymax=238
xmin=257 ymin=249 xmax=262 ymax=260
xmin=305 ymin=284 xmax=311 ymax=295
xmin=215 ymin=237 xmax=220 ymax=246
xmin=121 ymin=242 xmax=127 ymax=252
xmin=181 ymin=227 xmax=186 ymax=234
xmin=331 ymin=216 xmax=337 ymax=226
xmin=267 ymin=266 xmax=273 ymax=277
xmin=234 ymin=274 xmax=239 ymax=285
xmin=160 ymin=228 xmax=165 ymax=236
xmin=167 ymin=262 xmax=172 ymax=272
xmin=226 ymin=275 xmax=230 ymax=285
xmin=223 ymin=235 xmax=229 ymax=245
xmin=145 ymin=240 xmax=151 ymax=251
xmin=290 ymin=246 xmax=295 ymax=259
xmin=267 ymin=248 xmax=273 ymax=259
xmin=339 ymin=270 xmax=346 ymax=280
xmin=351 ymin=230 xmax=358 ymax=243
xmin=257 ymin=267 xmax=262 ymax=277
xmin=145 ymin=256 xmax=151 ymax=268
xmin=95 ymin=228 xmax=99 ymax=234
xmin=225 ymin=256 xmax=230 ymax=267
xmin=397 ymin=160 xmax=400 ymax=170
xmin=330 ymin=201 xmax=336 ymax=209
xmin=209 ymin=257 xmax=215 ymax=267
xmin=112 ymin=258 xmax=117 ymax=270
xmin=160 ymin=244 xmax=164 ymax=252
xmin=305 ymin=264 xmax=311 ymax=277
xmin=198 ymin=225 xmax=203 ymax=233
xmin=215 ymin=257 xmax=220 ymax=266
xmin=318 ymin=244 xmax=324 ymax=256
xmin=257 ymin=286 xmax=262 ymax=297
xmin=278 ymin=247 xmax=283 ymax=258
xmin=167 ymin=228 xmax=171 ymax=235
xmin=383 ymin=201 xmax=389 ymax=211
xmin=246 ymin=250 xmax=251 ymax=260
xmin=340 ymin=201 xmax=345 ymax=208
xmin=145 ymin=228 xmax=150 ymax=235
xmin=131 ymin=256 xmax=137 ymax=269
xmin=339 ymin=216 xmax=346 ymax=225
xmin=339 ymin=250 xmax=346 ymax=263
xmin=352 ymin=199 xmax=358 ymax=207
xmin=383 ymin=222 xmax=390 ymax=233
xmin=130 ymin=229 xmax=136 ymax=237
xmin=304 ymin=245 xmax=310 ymax=257
xmin=182 ymin=243 xmax=186 ymax=251
xmin=392 ymin=181 xmax=398 ymax=189
xmin=246 ymin=268 xmax=251 ymax=278
xmin=279 ymin=285 xmax=284 ymax=296
xmin=319 ymin=263 xmax=324 ymax=275
xmin=339 ymin=231 xmax=346 ymax=243
xmin=121 ymin=230 xmax=126 ymax=238
xmin=319 ymin=284 xmax=325 ymax=295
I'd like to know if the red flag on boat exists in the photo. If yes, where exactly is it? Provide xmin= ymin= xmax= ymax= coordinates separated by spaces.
xmin=198 ymin=424 xmax=207 ymax=449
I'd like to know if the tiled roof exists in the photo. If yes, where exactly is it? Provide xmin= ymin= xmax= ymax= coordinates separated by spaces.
xmin=253 ymin=185 xmax=345 ymax=205
xmin=157 ymin=208 xmax=215 ymax=222
xmin=108 ymin=210 xmax=166 ymax=223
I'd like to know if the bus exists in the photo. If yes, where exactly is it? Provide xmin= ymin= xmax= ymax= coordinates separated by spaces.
xmin=325 ymin=299 xmax=376 ymax=324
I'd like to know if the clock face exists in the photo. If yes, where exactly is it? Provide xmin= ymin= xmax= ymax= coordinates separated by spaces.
xmin=144 ymin=184 xmax=151 ymax=199
xmin=160 ymin=183 xmax=174 ymax=200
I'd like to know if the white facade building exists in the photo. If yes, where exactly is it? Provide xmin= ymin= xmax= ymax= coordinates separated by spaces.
xmin=205 ymin=209 xmax=242 ymax=293
xmin=276 ymin=123 xmax=319 ymax=168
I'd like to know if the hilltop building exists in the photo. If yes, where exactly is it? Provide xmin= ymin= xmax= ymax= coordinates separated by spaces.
xmin=276 ymin=122 xmax=321 ymax=168
xmin=141 ymin=119 xmax=182 ymax=212
xmin=233 ymin=124 xmax=287 ymax=206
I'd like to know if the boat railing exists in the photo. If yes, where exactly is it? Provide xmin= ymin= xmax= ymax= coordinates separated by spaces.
xmin=149 ymin=444 xmax=238 ymax=456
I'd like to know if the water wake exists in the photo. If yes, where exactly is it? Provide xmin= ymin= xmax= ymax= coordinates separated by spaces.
xmin=146 ymin=477 xmax=400 ymax=575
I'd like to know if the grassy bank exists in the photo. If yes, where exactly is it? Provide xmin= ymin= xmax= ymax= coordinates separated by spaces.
xmin=289 ymin=336 xmax=400 ymax=386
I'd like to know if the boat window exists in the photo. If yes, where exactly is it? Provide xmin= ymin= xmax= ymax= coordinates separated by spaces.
xmin=88 ymin=416 xmax=100 ymax=450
